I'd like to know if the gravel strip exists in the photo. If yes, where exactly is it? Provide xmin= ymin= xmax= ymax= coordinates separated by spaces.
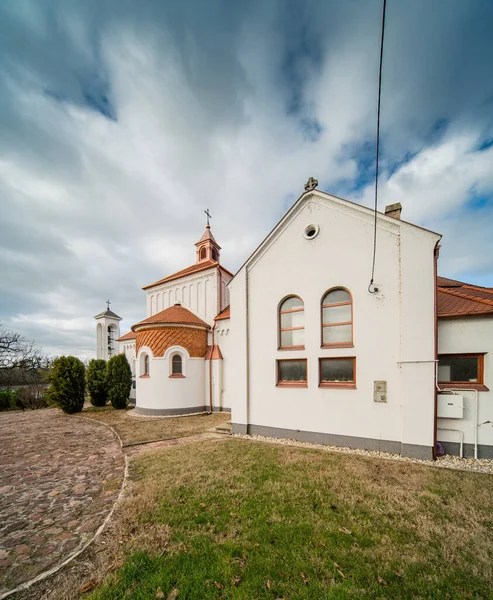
xmin=232 ymin=433 xmax=493 ymax=474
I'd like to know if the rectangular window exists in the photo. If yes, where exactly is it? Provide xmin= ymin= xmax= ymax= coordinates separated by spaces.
xmin=319 ymin=357 xmax=356 ymax=388
xmin=438 ymin=354 xmax=484 ymax=386
xmin=277 ymin=359 xmax=307 ymax=387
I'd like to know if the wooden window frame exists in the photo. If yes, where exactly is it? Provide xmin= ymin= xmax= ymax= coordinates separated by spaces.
xmin=276 ymin=359 xmax=308 ymax=388
xmin=278 ymin=295 xmax=305 ymax=350
xmin=321 ymin=288 xmax=353 ymax=348
xmin=169 ymin=353 xmax=185 ymax=379
xmin=319 ymin=357 xmax=356 ymax=389
xmin=438 ymin=353 xmax=487 ymax=391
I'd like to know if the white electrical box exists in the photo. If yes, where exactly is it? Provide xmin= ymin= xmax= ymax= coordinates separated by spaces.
xmin=437 ymin=394 xmax=464 ymax=419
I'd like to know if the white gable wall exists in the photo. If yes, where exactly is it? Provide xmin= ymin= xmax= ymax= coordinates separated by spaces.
xmin=227 ymin=193 xmax=440 ymax=459
xmin=145 ymin=268 xmax=232 ymax=325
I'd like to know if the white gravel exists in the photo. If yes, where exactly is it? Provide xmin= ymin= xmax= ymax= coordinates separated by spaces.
xmin=232 ymin=433 xmax=493 ymax=474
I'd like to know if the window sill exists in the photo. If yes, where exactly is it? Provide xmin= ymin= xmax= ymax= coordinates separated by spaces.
xmin=319 ymin=383 xmax=356 ymax=389
xmin=321 ymin=343 xmax=354 ymax=349
xmin=278 ymin=346 xmax=305 ymax=351
xmin=276 ymin=382 xmax=308 ymax=388
xmin=139 ymin=374 xmax=150 ymax=379
xmin=439 ymin=383 xmax=489 ymax=392
xmin=169 ymin=374 xmax=186 ymax=379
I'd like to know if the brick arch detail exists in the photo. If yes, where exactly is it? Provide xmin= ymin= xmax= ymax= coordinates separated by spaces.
xmin=136 ymin=327 xmax=207 ymax=358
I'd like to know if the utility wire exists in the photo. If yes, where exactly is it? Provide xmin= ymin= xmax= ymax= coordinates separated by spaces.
xmin=368 ymin=0 xmax=387 ymax=294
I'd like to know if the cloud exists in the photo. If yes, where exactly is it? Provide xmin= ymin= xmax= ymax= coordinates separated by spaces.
xmin=0 ymin=0 xmax=492 ymax=359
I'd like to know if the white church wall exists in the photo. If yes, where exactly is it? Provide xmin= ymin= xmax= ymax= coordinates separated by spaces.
xmin=135 ymin=346 xmax=206 ymax=415
xmin=215 ymin=319 xmax=232 ymax=411
xmin=145 ymin=267 xmax=223 ymax=325
xmin=438 ymin=316 xmax=493 ymax=457
xmin=119 ymin=340 xmax=136 ymax=400
xmin=229 ymin=195 xmax=439 ymax=459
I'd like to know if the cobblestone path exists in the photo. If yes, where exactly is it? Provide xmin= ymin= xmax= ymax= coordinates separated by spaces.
xmin=0 ymin=409 xmax=124 ymax=596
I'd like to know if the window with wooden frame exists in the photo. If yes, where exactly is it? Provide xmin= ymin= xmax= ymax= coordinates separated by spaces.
xmin=169 ymin=354 xmax=185 ymax=378
xmin=277 ymin=359 xmax=307 ymax=387
xmin=321 ymin=288 xmax=353 ymax=347
xmin=140 ymin=353 xmax=150 ymax=377
xmin=438 ymin=354 xmax=486 ymax=390
xmin=279 ymin=296 xmax=305 ymax=349
xmin=319 ymin=357 xmax=356 ymax=388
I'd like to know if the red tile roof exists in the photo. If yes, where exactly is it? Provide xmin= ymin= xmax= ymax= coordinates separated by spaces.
xmin=437 ymin=277 xmax=493 ymax=318
xmin=132 ymin=304 xmax=210 ymax=331
xmin=116 ymin=331 xmax=137 ymax=342
xmin=205 ymin=344 xmax=223 ymax=360
xmin=143 ymin=260 xmax=234 ymax=290
xmin=215 ymin=305 xmax=230 ymax=321
xmin=195 ymin=225 xmax=221 ymax=248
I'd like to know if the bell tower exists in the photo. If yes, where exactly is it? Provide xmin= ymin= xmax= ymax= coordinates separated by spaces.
xmin=94 ymin=300 xmax=122 ymax=360
xmin=195 ymin=208 xmax=221 ymax=263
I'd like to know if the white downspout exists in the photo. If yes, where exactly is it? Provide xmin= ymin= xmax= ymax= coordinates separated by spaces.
xmin=437 ymin=427 xmax=464 ymax=458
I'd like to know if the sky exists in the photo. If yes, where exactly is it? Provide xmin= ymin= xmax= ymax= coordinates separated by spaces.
xmin=1 ymin=0 xmax=492 ymax=359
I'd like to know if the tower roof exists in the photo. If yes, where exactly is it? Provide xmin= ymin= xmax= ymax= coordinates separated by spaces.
xmin=195 ymin=225 xmax=221 ymax=249
xmin=93 ymin=308 xmax=122 ymax=321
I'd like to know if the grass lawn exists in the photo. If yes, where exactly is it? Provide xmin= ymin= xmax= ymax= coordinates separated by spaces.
xmin=88 ymin=438 xmax=493 ymax=600
xmin=78 ymin=406 xmax=230 ymax=446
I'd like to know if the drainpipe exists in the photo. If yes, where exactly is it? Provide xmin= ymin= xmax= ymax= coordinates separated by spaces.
xmin=209 ymin=322 xmax=216 ymax=413
xmin=432 ymin=242 xmax=440 ymax=459
xmin=437 ymin=427 xmax=464 ymax=458
xmin=245 ymin=268 xmax=250 ymax=432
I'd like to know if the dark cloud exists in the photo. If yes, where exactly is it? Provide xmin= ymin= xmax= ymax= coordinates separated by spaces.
xmin=0 ymin=0 xmax=492 ymax=358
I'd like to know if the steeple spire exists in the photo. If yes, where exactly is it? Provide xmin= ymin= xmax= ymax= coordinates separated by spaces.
xmin=195 ymin=211 xmax=221 ymax=264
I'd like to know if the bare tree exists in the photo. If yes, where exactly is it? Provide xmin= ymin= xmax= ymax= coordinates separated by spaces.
xmin=0 ymin=323 xmax=49 ymax=374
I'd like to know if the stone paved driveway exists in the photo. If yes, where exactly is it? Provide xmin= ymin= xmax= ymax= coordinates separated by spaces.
xmin=0 ymin=409 xmax=124 ymax=596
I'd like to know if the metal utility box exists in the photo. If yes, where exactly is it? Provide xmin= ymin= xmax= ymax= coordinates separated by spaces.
xmin=437 ymin=394 xmax=464 ymax=419
xmin=373 ymin=381 xmax=387 ymax=403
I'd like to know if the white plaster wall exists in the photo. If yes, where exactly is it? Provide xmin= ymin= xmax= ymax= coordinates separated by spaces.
xmin=136 ymin=347 xmax=205 ymax=411
xmin=228 ymin=194 xmax=439 ymax=453
xmin=438 ymin=316 xmax=493 ymax=452
xmin=215 ymin=318 xmax=232 ymax=410
xmin=146 ymin=267 xmax=225 ymax=325
xmin=119 ymin=340 xmax=136 ymax=400
xmin=95 ymin=317 xmax=120 ymax=360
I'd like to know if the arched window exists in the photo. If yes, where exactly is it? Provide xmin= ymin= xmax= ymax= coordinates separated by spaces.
xmin=321 ymin=288 xmax=353 ymax=347
xmin=200 ymin=247 xmax=207 ymax=260
xmin=279 ymin=296 xmax=304 ymax=349
xmin=212 ymin=248 xmax=218 ymax=261
xmin=171 ymin=354 xmax=182 ymax=375
xmin=140 ymin=353 xmax=149 ymax=376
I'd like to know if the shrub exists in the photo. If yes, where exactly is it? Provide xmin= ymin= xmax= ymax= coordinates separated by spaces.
xmin=86 ymin=359 xmax=108 ymax=406
xmin=106 ymin=354 xmax=132 ymax=410
xmin=46 ymin=356 xmax=85 ymax=414
xmin=0 ymin=388 xmax=21 ymax=411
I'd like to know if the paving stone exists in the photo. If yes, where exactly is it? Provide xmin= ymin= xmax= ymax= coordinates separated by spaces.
xmin=0 ymin=408 xmax=124 ymax=595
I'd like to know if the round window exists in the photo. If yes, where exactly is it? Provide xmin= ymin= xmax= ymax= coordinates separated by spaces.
xmin=303 ymin=224 xmax=319 ymax=240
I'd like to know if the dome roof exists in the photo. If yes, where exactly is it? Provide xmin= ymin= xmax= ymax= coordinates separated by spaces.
xmin=132 ymin=304 xmax=210 ymax=331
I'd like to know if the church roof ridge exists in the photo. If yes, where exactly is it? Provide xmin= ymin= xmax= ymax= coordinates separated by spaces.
xmin=142 ymin=260 xmax=234 ymax=290
xmin=131 ymin=304 xmax=210 ymax=331
xmin=116 ymin=330 xmax=137 ymax=342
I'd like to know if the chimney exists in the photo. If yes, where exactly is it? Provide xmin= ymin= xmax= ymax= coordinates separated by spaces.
xmin=385 ymin=202 xmax=402 ymax=220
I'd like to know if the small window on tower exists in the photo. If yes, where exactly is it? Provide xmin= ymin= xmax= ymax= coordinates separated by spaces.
xmin=200 ymin=247 xmax=207 ymax=260
xmin=212 ymin=248 xmax=218 ymax=261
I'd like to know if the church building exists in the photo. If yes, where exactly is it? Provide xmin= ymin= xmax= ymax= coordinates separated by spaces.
xmin=95 ymin=181 xmax=493 ymax=460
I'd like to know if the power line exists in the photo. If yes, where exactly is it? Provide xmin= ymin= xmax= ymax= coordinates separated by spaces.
xmin=368 ymin=0 xmax=387 ymax=294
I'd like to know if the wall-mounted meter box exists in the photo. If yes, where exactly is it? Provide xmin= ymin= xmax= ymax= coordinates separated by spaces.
xmin=437 ymin=394 xmax=464 ymax=419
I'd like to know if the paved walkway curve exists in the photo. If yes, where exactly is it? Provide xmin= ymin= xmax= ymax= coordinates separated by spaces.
xmin=0 ymin=409 xmax=125 ymax=597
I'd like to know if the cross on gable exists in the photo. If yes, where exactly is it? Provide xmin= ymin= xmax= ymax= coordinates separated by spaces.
xmin=106 ymin=299 xmax=111 ymax=310
xmin=204 ymin=208 xmax=211 ymax=226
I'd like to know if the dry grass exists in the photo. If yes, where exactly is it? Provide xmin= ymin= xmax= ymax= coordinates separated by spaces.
xmin=78 ymin=406 xmax=230 ymax=446
xmin=14 ymin=438 xmax=493 ymax=600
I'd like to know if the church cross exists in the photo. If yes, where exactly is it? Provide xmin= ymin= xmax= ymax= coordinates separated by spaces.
xmin=106 ymin=299 xmax=111 ymax=310
xmin=204 ymin=208 xmax=211 ymax=226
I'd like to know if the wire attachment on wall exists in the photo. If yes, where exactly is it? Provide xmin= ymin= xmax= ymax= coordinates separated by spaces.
xmin=368 ymin=0 xmax=387 ymax=295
